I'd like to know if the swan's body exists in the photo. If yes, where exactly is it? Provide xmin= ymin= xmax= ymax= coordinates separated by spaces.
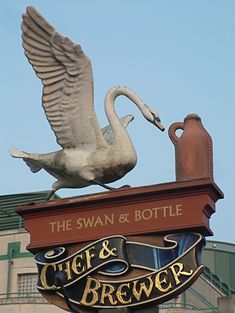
xmin=10 ymin=6 xmax=164 ymax=198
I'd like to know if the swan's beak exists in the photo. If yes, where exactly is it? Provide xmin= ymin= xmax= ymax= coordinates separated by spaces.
xmin=149 ymin=107 xmax=165 ymax=131
xmin=154 ymin=117 xmax=165 ymax=131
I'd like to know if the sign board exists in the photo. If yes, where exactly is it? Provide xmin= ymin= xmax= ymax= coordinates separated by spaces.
xmin=34 ymin=233 xmax=204 ymax=311
xmin=17 ymin=179 xmax=222 ymax=251
xmin=17 ymin=178 xmax=223 ymax=312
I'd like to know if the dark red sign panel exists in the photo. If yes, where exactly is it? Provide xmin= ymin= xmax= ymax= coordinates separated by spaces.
xmin=17 ymin=179 xmax=223 ymax=251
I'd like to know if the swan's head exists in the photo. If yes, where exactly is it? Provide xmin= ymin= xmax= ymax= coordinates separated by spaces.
xmin=143 ymin=106 xmax=165 ymax=131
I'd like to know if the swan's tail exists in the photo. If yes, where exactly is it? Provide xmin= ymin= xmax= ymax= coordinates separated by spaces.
xmin=10 ymin=148 xmax=29 ymax=159
xmin=10 ymin=148 xmax=43 ymax=173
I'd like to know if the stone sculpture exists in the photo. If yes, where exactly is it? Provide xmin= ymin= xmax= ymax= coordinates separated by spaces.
xmin=10 ymin=6 xmax=164 ymax=199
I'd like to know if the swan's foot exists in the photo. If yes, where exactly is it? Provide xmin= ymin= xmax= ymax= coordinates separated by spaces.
xmin=91 ymin=180 xmax=116 ymax=191
xmin=119 ymin=185 xmax=131 ymax=189
xmin=46 ymin=189 xmax=56 ymax=201
xmin=91 ymin=180 xmax=131 ymax=191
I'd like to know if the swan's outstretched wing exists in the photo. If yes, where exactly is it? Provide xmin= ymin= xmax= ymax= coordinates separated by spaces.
xmin=22 ymin=6 xmax=107 ymax=149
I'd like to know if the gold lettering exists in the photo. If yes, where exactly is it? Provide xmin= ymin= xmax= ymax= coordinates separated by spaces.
xmin=176 ymin=204 xmax=183 ymax=216
xmin=76 ymin=215 xmax=114 ymax=229
xmin=71 ymin=254 xmax=85 ymax=276
xmin=66 ymin=220 xmax=72 ymax=230
xmin=99 ymin=240 xmax=117 ymax=260
xmin=152 ymin=207 xmax=160 ymax=218
xmin=58 ymin=261 xmax=72 ymax=281
xmin=142 ymin=209 xmax=152 ymax=220
xmin=49 ymin=221 xmax=57 ymax=232
xmin=85 ymin=247 xmax=95 ymax=270
xmin=104 ymin=214 xmax=114 ymax=225
xmin=135 ymin=210 xmax=141 ymax=221
xmin=100 ymin=283 xmax=117 ymax=305
xmin=116 ymin=283 xmax=132 ymax=304
xmin=170 ymin=262 xmax=193 ymax=285
xmin=49 ymin=220 xmax=72 ymax=232
xmin=162 ymin=206 xmax=168 ymax=217
xmin=94 ymin=216 xmax=104 ymax=227
xmin=40 ymin=263 xmax=57 ymax=290
xmin=83 ymin=216 xmax=95 ymax=228
xmin=76 ymin=218 xmax=83 ymax=229
xmin=132 ymin=277 xmax=154 ymax=301
xmin=135 ymin=205 xmax=183 ymax=222
xmin=80 ymin=277 xmax=100 ymax=306
xmin=66 ymin=261 xmax=72 ymax=280
xmin=169 ymin=206 xmax=176 ymax=216
xmin=155 ymin=269 xmax=172 ymax=293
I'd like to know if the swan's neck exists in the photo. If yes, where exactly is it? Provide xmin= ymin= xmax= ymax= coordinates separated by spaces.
xmin=104 ymin=86 xmax=146 ymax=144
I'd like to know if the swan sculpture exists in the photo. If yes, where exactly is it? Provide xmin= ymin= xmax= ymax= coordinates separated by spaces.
xmin=10 ymin=6 xmax=164 ymax=199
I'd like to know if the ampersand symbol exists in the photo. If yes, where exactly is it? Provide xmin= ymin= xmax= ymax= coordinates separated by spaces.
xmin=99 ymin=240 xmax=117 ymax=260
xmin=119 ymin=213 xmax=130 ymax=223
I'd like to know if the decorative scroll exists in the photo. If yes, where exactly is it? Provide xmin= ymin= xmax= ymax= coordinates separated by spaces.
xmin=35 ymin=233 xmax=205 ymax=309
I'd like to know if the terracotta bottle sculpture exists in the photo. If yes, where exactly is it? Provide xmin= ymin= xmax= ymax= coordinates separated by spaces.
xmin=168 ymin=114 xmax=213 ymax=181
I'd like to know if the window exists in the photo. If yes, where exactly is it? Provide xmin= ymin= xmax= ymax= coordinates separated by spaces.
xmin=18 ymin=273 xmax=39 ymax=296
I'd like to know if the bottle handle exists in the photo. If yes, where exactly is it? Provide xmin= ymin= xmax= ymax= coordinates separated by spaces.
xmin=168 ymin=122 xmax=184 ymax=145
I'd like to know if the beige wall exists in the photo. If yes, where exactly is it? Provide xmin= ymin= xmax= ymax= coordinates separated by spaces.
xmin=0 ymin=303 xmax=66 ymax=313
xmin=0 ymin=260 xmax=8 ymax=294
xmin=0 ymin=229 xmax=65 ymax=312
xmin=184 ymin=275 xmax=223 ymax=309
xmin=0 ymin=229 xmax=37 ymax=295
xmin=218 ymin=294 xmax=235 ymax=313
xmin=11 ymin=258 xmax=37 ymax=294
xmin=0 ymin=229 xmax=30 ymax=254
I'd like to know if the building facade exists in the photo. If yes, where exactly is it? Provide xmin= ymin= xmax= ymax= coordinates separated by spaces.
xmin=0 ymin=192 xmax=64 ymax=313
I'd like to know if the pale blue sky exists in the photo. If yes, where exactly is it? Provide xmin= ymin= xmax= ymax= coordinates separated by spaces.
xmin=1 ymin=1 xmax=235 ymax=242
